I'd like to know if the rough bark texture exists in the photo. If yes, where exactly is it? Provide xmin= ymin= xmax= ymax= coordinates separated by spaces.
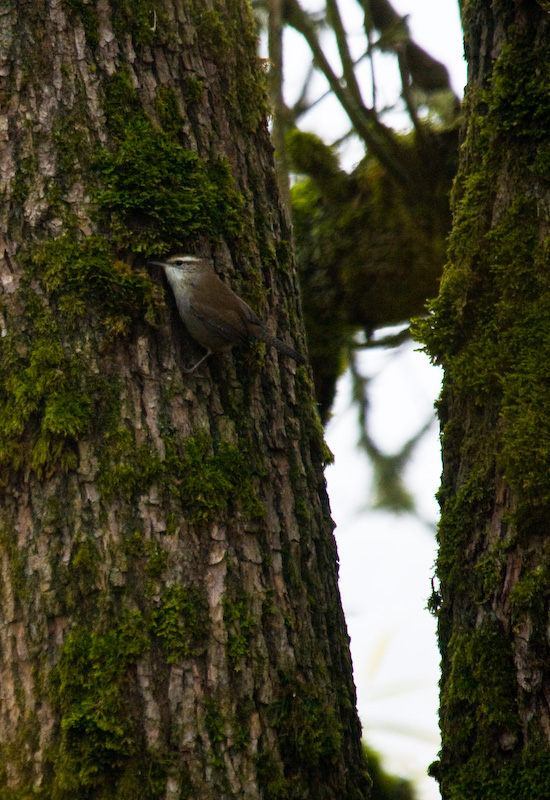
xmin=0 ymin=1 xmax=369 ymax=798
xmin=421 ymin=1 xmax=550 ymax=797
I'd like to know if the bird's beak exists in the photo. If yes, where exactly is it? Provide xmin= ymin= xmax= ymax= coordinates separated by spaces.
xmin=148 ymin=260 xmax=168 ymax=268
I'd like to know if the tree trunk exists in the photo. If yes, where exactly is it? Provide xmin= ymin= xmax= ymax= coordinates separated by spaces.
xmin=421 ymin=1 xmax=550 ymax=797
xmin=0 ymin=2 xmax=369 ymax=798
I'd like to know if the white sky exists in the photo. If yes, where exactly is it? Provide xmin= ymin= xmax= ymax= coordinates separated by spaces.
xmin=281 ymin=1 xmax=467 ymax=798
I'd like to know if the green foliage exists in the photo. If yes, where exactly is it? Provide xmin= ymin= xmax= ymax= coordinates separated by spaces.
xmin=49 ymin=610 xmax=149 ymax=794
xmin=151 ymin=585 xmax=209 ymax=663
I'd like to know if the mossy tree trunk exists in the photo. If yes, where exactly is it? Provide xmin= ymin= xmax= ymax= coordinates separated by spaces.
xmin=0 ymin=1 xmax=368 ymax=798
xmin=421 ymin=1 xmax=550 ymax=797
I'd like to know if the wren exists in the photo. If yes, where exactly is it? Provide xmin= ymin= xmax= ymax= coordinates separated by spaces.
xmin=149 ymin=255 xmax=306 ymax=372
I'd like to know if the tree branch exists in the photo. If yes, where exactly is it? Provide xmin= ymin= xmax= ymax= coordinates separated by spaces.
xmin=285 ymin=0 xmax=414 ymax=190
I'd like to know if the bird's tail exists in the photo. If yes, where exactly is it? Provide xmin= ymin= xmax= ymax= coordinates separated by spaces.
xmin=265 ymin=333 xmax=307 ymax=365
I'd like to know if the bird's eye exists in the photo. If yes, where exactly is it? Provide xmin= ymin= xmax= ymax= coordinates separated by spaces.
xmin=175 ymin=260 xmax=184 ymax=266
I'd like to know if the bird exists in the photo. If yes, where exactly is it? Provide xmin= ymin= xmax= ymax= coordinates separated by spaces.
xmin=148 ymin=254 xmax=307 ymax=373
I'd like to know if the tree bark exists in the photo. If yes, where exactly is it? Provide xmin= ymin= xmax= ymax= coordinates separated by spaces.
xmin=0 ymin=1 xmax=369 ymax=798
xmin=421 ymin=1 xmax=550 ymax=797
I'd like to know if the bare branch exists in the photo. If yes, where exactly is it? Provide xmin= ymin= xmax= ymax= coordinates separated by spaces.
xmin=285 ymin=0 xmax=414 ymax=190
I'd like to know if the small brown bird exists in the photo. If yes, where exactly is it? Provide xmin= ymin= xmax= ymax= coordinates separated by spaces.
xmin=148 ymin=254 xmax=306 ymax=372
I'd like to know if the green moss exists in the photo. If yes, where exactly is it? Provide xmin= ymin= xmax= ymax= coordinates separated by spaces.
xmin=204 ymin=699 xmax=226 ymax=744
xmin=191 ymin=0 xmax=267 ymax=131
xmin=432 ymin=617 xmax=526 ymax=798
xmin=96 ymin=119 xmax=244 ymax=257
xmin=274 ymin=679 xmax=343 ymax=771
xmin=111 ymin=0 xmax=165 ymax=47
xmin=434 ymin=747 xmax=550 ymax=800
xmin=182 ymin=77 xmax=204 ymax=106
xmin=102 ymin=69 xmax=144 ymax=139
xmin=0 ymin=527 xmax=28 ymax=605
xmin=0 ymin=786 xmax=48 ymax=799
xmin=98 ymin=69 xmax=245 ymax=257
xmin=436 ymin=461 xmax=495 ymax=592
xmin=0 ymin=315 xmax=89 ymax=477
xmin=473 ymin=551 xmax=504 ymax=605
xmin=63 ymin=0 xmax=100 ymax=46
xmin=171 ymin=434 xmax=266 ymax=523
xmin=49 ymin=609 xmax=149 ymax=794
xmin=255 ymin=751 xmax=291 ymax=800
xmin=151 ymin=584 xmax=209 ymax=663
xmin=0 ymin=233 xmax=153 ymax=478
xmin=445 ymin=624 xmax=517 ymax=737
xmin=99 ymin=438 xmax=166 ymax=502
xmin=165 ymin=512 xmax=177 ymax=536
xmin=0 ymin=717 xmax=49 ymax=799
xmin=145 ymin=542 xmax=168 ymax=579
xmin=488 ymin=36 xmax=550 ymax=143
xmin=194 ymin=9 xmax=231 ymax=60
xmin=223 ymin=591 xmax=257 ymax=670
xmin=69 ymin=538 xmax=100 ymax=597
xmin=420 ymin=184 xmax=550 ymax=524
xmin=229 ymin=0 xmax=268 ymax=131
xmin=0 ymin=230 xmax=157 ymax=478
xmin=123 ymin=530 xmax=146 ymax=559
xmin=154 ymin=85 xmax=183 ymax=137
xmin=30 ymin=235 xmax=156 ymax=332
xmin=99 ymin=430 xmax=265 ymax=521
xmin=231 ymin=705 xmax=251 ymax=751
xmin=109 ymin=751 xmax=173 ymax=799
xmin=509 ymin=565 xmax=550 ymax=626
xmin=10 ymin=157 xmax=34 ymax=206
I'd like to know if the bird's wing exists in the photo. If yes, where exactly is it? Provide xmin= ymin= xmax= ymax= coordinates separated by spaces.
xmin=234 ymin=294 xmax=266 ymax=339
xmin=189 ymin=293 xmax=251 ymax=345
